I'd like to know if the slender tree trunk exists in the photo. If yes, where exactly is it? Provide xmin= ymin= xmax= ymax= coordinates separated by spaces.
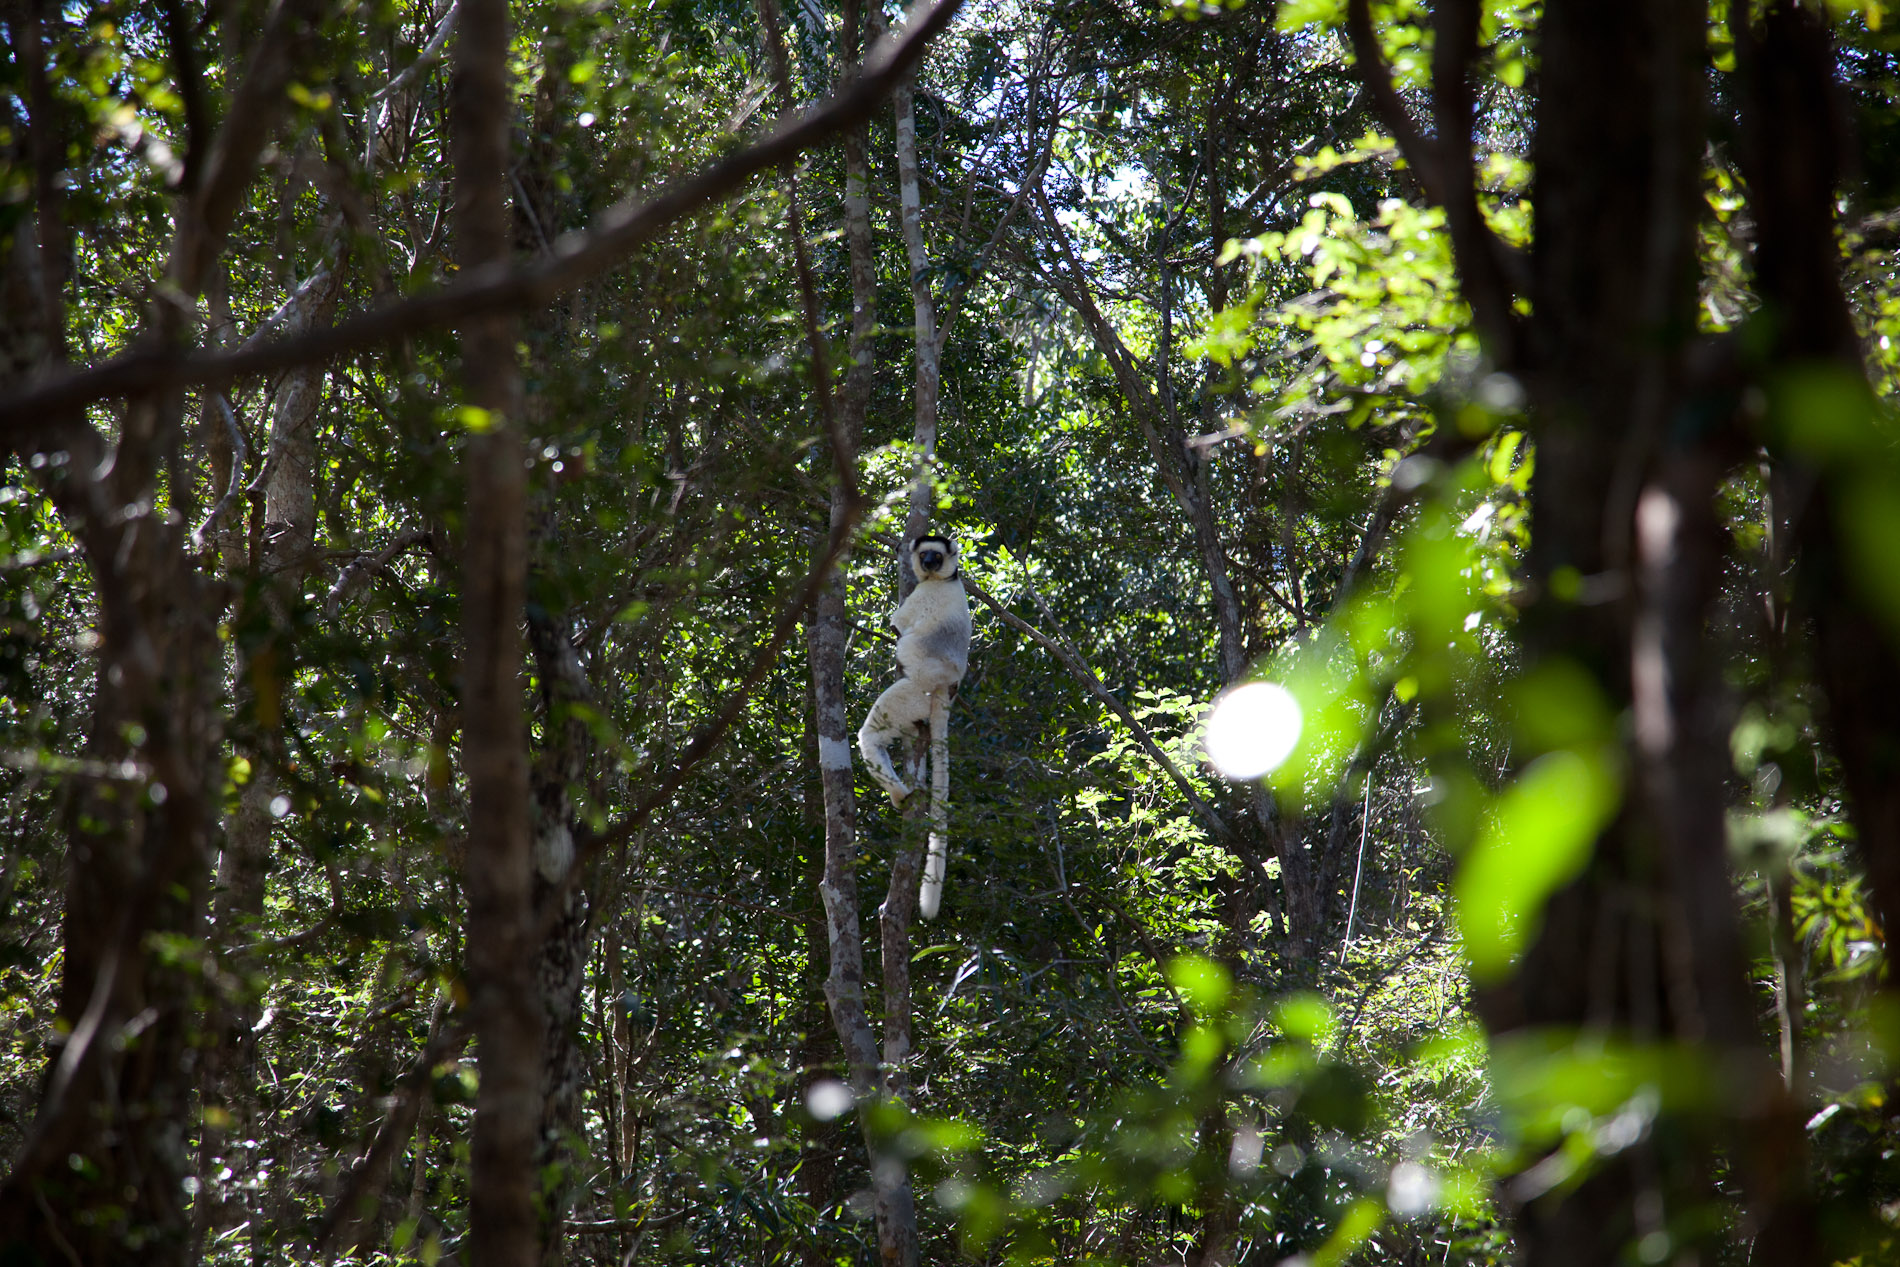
xmin=525 ymin=596 xmax=595 ymax=1267
xmin=0 ymin=1 xmax=321 ymax=1257
xmin=801 ymin=4 xmax=923 ymax=1263
xmin=199 ymin=262 xmax=344 ymax=1252
xmin=451 ymin=2 xmax=541 ymax=1264
xmin=894 ymin=59 xmax=939 ymax=545
xmin=796 ymin=690 xmax=843 ymax=1264
xmin=1736 ymin=0 xmax=1900 ymax=1022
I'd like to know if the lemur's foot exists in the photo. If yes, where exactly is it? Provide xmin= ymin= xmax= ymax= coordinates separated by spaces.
xmin=888 ymin=785 xmax=913 ymax=809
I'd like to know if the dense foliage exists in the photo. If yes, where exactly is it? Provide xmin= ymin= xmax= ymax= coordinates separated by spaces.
xmin=4 ymin=0 xmax=1900 ymax=1264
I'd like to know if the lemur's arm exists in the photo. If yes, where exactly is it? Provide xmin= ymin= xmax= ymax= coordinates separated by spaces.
xmin=889 ymin=584 xmax=926 ymax=634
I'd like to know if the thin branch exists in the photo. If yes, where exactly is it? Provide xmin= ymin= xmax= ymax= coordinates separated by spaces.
xmin=935 ymin=144 xmax=1050 ymax=354
xmin=191 ymin=394 xmax=247 ymax=551
xmin=370 ymin=0 xmax=461 ymax=103
xmin=1343 ymin=0 xmax=1523 ymax=358
xmin=0 ymin=548 xmax=78 ymax=574
xmin=542 ymin=486 xmax=869 ymax=935
xmin=0 ymin=0 xmax=969 ymax=435
xmin=325 ymin=529 xmax=438 ymax=618
xmin=758 ymin=0 xmax=856 ymax=505
xmin=1342 ymin=0 xmax=1441 ymax=204
xmin=961 ymin=571 xmax=1234 ymax=846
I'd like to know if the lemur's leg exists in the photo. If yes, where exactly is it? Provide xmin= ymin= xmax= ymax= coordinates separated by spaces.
xmin=858 ymin=677 xmax=929 ymax=806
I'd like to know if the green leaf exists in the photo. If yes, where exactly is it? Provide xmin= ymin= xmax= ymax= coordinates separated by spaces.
xmin=1456 ymin=748 xmax=1622 ymax=979
xmin=1276 ymin=0 xmax=1347 ymax=30
xmin=1167 ymin=953 xmax=1232 ymax=1015
xmin=455 ymin=405 xmax=500 ymax=433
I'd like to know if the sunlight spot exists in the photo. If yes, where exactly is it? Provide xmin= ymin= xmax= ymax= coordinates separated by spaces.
xmin=1203 ymin=682 xmax=1302 ymax=781
xmin=1387 ymin=1161 xmax=1439 ymax=1216
xmin=805 ymin=1079 xmax=854 ymax=1122
xmin=1228 ymin=1124 xmax=1263 ymax=1177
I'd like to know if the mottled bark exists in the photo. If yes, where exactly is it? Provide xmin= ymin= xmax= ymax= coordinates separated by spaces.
xmin=893 ymin=56 xmax=939 ymax=544
xmin=795 ymin=689 xmax=843 ymax=1263
xmin=452 ymin=1 xmax=541 ymax=1264
xmin=525 ymin=596 xmax=595 ymax=1267
xmin=800 ymin=3 xmax=919 ymax=1264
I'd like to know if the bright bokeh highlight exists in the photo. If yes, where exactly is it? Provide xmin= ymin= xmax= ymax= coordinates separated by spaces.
xmin=1203 ymin=681 xmax=1303 ymax=780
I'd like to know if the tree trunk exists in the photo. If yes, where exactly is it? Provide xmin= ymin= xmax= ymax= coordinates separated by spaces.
xmin=451 ymin=2 xmax=542 ymax=1264
xmin=199 ymin=261 xmax=344 ymax=1252
xmin=804 ymin=4 xmax=922 ymax=1263
xmin=0 ymin=1 xmax=320 ymax=1256
xmin=1462 ymin=2 xmax=1818 ymax=1262
xmin=894 ymin=58 xmax=940 ymax=545
xmin=525 ymin=595 xmax=596 ymax=1267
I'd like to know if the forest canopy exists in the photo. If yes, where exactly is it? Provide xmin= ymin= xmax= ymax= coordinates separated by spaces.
xmin=4 ymin=0 xmax=1900 ymax=1265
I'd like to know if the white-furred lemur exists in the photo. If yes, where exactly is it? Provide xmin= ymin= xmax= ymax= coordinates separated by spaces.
xmin=857 ymin=534 xmax=971 ymax=920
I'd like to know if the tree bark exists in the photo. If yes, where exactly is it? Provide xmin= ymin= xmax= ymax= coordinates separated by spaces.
xmin=0 ymin=2 xmax=321 ymax=1258
xmin=1440 ymin=2 xmax=1820 ymax=1262
xmin=894 ymin=54 xmax=940 ymax=545
xmin=451 ymin=2 xmax=541 ymax=1265
xmin=525 ymin=595 xmax=595 ymax=1267
xmin=799 ymin=4 xmax=922 ymax=1263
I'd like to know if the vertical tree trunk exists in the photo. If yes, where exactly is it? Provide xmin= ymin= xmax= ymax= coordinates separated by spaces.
xmin=795 ymin=688 xmax=843 ymax=1264
xmin=451 ymin=2 xmax=541 ymax=1264
xmin=0 ymin=1 xmax=320 ymax=1257
xmin=199 ymin=260 xmax=345 ymax=1254
xmin=799 ymin=4 xmax=923 ymax=1264
xmin=894 ymin=58 xmax=939 ymax=545
xmin=1464 ymin=2 xmax=1819 ymax=1263
xmin=525 ymin=597 xmax=595 ymax=1267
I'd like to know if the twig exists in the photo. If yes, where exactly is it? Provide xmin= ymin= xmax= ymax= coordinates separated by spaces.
xmin=1338 ymin=767 xmax=1376 ymax=965
xmin=541 ymin=483 xmax=868 ymax=938
xmin=369 ymin=0 xmax=461 ymax=103
xmin=0 ymin=548 xmax=78 ymax=574
xmin=757 ymin=0 xmax=856 ymax=505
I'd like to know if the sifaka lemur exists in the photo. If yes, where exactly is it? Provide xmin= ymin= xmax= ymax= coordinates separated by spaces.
xmin=857 ymin=534 xmax=971 ymax=919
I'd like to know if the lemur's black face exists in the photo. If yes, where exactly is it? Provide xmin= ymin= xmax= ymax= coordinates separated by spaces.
xmin=913 ymin=536 xmax=955 ymax=577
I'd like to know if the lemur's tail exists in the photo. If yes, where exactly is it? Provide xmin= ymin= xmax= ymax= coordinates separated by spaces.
xmin=918 ymin=692 xmax=951 ymax=920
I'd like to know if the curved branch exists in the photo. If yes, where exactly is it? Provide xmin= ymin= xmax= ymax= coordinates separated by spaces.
xmin=0 ymin=0 xmax=969 ymax=438
xmin=1344 ymin=0 xmax=1524 ymax=361
xmin=961 ymin=572 xmax=1236 ymax=848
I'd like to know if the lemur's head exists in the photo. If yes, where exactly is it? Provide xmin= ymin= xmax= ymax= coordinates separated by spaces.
xmin=911 ymin=535 xmax=960 ymax=581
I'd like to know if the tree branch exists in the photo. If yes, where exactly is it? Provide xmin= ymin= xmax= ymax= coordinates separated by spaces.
xmin=961 ymin=572 xmax=1235 ymax=847
xmin=0 ymin=0 xmax=968 ymax=438
xmin=1344 ymin=0 xmax=1523 ymax=360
